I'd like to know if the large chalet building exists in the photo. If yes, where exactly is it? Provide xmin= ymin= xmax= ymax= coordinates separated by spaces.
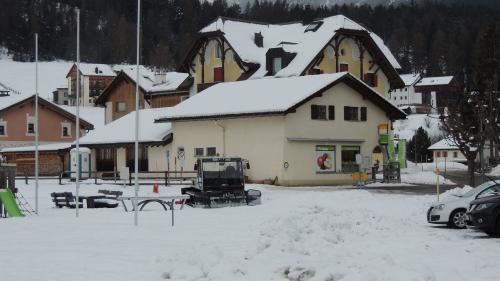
xmin=179 ymin=16 xmax=404 ymax=97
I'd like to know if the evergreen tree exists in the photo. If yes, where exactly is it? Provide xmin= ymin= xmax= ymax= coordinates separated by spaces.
xmin=407 ymin=127 xmax=433 ymax=163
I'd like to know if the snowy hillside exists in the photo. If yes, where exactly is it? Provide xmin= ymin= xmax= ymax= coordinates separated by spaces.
xmin=393 ymin=114 xmax=443 ymax=141
xmin=0 ymin=55 xmax=72 ymax=100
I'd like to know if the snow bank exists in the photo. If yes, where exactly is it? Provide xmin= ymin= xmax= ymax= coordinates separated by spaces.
xmin=401 ymin=161 xmax=459 ymax=185
xmin=393 ymin=114 xmax=442 ymax=141
xmin=488 ymin=165 xmax=500 ymax=177
xmin=440 ymin=185 xmax=474 ymax=198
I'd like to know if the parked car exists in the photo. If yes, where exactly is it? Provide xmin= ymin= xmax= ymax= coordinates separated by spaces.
xmin=427 ymin=181 xmax=500 ymax=228
xmin=466 ymin=193 xmax=500 ymax=236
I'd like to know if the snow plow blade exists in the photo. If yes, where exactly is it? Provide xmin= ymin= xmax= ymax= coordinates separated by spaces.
xmin=181 ymin=188 xmax=261 ymax=208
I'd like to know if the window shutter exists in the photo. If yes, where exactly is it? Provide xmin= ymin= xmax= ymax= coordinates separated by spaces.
xmin=361 ymin=107 xmax=367 ymax=121
xmin=311 ymin=105 xmax=317 ymax=119
xmin=214 ymin=67 xmax=223 ymax=82
xmin=328 ymin=106 xmax=335 ymax=120
xmin=372 ymin=74 xmax=378 ymax=87
xmin=344 ymin=106 xmax=349 ymax=120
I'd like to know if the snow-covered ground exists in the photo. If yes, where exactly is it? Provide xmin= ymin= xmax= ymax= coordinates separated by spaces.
xmin=400 ymin=161 xmax=466 ymax=185
xmin=1 ymin=180 xmax=499 ymax=281
xmin=393 ymin=114 xmax=443 ymax=141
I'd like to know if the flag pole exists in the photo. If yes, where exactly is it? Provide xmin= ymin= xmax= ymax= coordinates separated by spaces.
xmin=35 ymin=33 xmax=39 ymax=214
xmin=75 ymin=8 xmax=81 ymax=218
xmin=134 ymin=0 xmax=141 ymax=226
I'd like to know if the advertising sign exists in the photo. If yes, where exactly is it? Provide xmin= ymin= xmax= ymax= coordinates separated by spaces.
xmin=315 ymin=145 xmax=336 ymax=173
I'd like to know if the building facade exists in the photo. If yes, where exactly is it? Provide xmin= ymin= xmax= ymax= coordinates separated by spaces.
xmin=66 ymin=63 xmax=116 ymax=106
xmin=179 ymin=16 xmax=404 ymax=97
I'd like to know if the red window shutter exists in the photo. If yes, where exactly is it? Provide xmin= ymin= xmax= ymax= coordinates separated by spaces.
xmin=339 ymin=63 xmax=349 ymax=72
xmin=214 ymin=67 xmax=223 ymax=82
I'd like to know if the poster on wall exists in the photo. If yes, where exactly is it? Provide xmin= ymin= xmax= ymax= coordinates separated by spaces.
xmin=315 ymin=145 xmax=336 ymax=173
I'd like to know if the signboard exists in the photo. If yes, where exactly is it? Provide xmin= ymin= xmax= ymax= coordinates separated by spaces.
xmin=315 ymin=145 xmax=336 ymax=173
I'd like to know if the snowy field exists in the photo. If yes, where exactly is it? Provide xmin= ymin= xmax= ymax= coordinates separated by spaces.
xmin=1 ymin=180 xmax=499 ymax=281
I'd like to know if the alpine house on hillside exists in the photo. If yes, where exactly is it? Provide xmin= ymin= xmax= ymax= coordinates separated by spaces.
xmin=156 ymin=73 xmax=406 ymax=186
xmin=179 ymin=15 xmax=404 ymax=97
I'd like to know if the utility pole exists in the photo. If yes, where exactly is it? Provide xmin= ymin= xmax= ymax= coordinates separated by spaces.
xmin=34 ymin=33 xmax=39 ymax=215
xmin=75 ymin=8 xmax=81 ymax=218
xmin=134 ymin=0 xmax=141 ymax=227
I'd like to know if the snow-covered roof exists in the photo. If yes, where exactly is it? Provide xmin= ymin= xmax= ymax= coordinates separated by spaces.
xmin=157 ymin=72 xmax=405 ymax=121
xmin=0 ymin=94 xmax=95 ymax=129
xmin=113 ymin=66 xmax=189 ymax=93
xmin=200 ymin=15 xmax=401 ymax=79
xmin=79 ymin=108 xmax=172 ymax=145
xmin=1 ymin=142 xmax=72 ymax=153
xmin=428 ymin=138 xmax=459 ymax=151
xmin=0 ymin=82 xmax=10 ymax=92
xmin=416 ymin=76 xmax=454 ymax=87
xmin=399 ymin=73 xmax=421 ymax=87
xmin=57 ymin=105 xmax=105 ymax=130
xmin=70 ymin=63 xmax=116 ymax=77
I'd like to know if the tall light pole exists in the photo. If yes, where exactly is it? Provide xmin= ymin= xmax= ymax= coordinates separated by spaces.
xmin=35 ymin=33 xmax=39 ymax=214
xmin=75 ymin=8 xmax=81 ymax=218
xmin=134 ymin=0 xmax=141 ymax=226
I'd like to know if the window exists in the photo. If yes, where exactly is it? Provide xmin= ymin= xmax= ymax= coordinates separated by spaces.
xmin=116 ymin=101 xmax=126 ymax=113
xmin=443 ymin=151 xmax=448 ymax=157
xmin=341 ymin=145 xmax=360 ymax=173
xmin=328 ymin=106 xmax=335 ymax=120
xmin=477 ymin=185 xmax=500 ymax=199
xmin=61 ymin=122 xmax=71 ymax=137
xmin=311 ymin=105 xmax=327 ymax=120
xmin=453 ymin=152 xmax=458 ymax=158
xmin=194 ymin=148 xmax=204 ymax=157
xmin=215 ymin=44 xmax=222 ymax=59
xmin=436 ymin=152 xmax=441 ymax=157
xmin=339 ymin=63 xmax=348 ymax=72
xmin=0 ymin=124 xmax=5 ymax=136
xmin=207 ymin=147 xmax=217 ymax=156
xmin=360 ymin=107 xmax=367 ymax=121
xmin=305 ymin=21 xmax=323 ymax=32
xmin=308 ymin=68 xmax=323 ymax=75
xmin=214 ymin=67 xmax=223 ymax=82
xmin=344 ymin=106 xmax=359 ymax=121
xmin=315 ymin=145 xmax=336 ymax=173
xmin=272 ymin=57 xmax=283 ymax=74
xmin=26 ymin=116 xmax=35 ymax=135
xmin=363 ymin=73 xmax=378 ymax=87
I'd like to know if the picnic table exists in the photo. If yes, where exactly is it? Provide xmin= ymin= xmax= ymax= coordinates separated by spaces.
xmin=118 ymin=195 xmax=190 ymax=226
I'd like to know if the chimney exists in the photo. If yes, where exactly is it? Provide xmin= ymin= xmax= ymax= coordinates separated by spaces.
xmin=254 ymin=32 xmax=263 ymax=48
xmin=95 ymin=67 xmax=99 ymax=74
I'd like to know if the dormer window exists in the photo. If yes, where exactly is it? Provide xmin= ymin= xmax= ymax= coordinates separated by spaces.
xmin=272 ymin=57 xmax=282 ymax=75
xmin=305 ymin=21 xmax=323 ymax=32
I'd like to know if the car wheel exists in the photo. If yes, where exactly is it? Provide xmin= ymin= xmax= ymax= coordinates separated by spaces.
xmin=449 ymin=209 xmax=467 ymax=229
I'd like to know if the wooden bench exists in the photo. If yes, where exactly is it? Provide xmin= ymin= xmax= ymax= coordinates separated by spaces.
xmin=50 ymin=192 xmax=83 ymax=209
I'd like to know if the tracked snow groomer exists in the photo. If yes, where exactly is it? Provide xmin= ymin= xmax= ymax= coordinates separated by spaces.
xmin=181 ymin=157 xmax=261 ymax=208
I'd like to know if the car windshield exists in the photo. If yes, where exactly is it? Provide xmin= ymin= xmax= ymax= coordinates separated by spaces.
xmin=461 ymin=181 xmax=496 ymax=197
xmin=202 ymin=161 xmax=242 ymax=179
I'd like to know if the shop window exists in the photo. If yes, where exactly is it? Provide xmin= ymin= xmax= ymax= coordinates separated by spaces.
xmin=311 ymin=105 xmax=327 ymax=120
xmin=315 ymin=145 xmax=336 ymax=173
xmin=341 ymin=145 xmax=360 ymax=173
xmin=344 ymin=106 xmax=359 ymax=121
xmin=194 ymin=148 xmax=204 ymax=157
xmin=214 ymin=67 xmax=223 ymax=82
xmin=207 ymin=147 xmax=217 ymax=156
xmin=339 ymin=63 xmax=348 ymax=72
